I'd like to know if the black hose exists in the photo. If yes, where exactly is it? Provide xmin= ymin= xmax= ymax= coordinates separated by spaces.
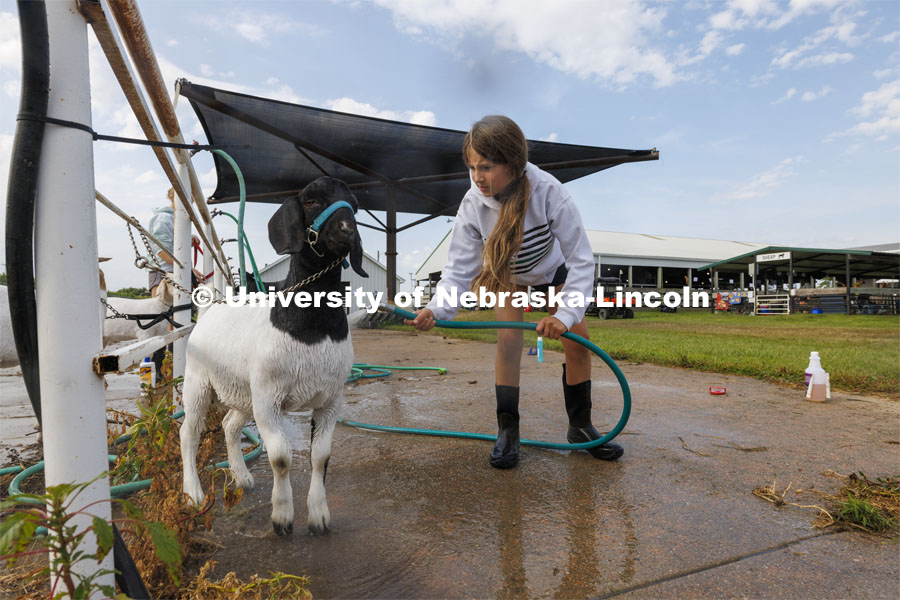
xmin=6 ymin=0 xmax=47 ymax=423
xmin=7 ymin=3 xmax=148 ymax=597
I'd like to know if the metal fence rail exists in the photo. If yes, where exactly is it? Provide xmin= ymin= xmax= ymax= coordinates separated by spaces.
xmin=755 ymin=294 xmax=790 ymax=315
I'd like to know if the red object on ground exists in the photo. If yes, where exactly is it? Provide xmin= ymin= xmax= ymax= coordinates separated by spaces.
xmin=709 ymin=386 xmax=727 ymax=395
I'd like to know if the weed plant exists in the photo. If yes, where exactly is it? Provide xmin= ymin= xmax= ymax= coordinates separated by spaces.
xmin=832 ymin=473 xmax=899 ymax=533
xmin=0 ymin=474 xmax=180 ymax=599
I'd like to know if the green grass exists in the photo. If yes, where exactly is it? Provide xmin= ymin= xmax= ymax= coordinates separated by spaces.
xmin=389 ymin=309 xmax=900 ymax=397
xmin=834 ymin=491 xmax=896 ymax=533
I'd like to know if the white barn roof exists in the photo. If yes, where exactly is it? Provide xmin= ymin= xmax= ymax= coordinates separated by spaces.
xmin=415 ymin=229 xmax=771 ymax=278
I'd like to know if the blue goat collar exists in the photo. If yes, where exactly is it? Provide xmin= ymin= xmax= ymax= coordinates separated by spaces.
xmin=309 ymin=200 xmax=355 ymax=233
xmin=306 ymin=200 xmax=356 ymax=261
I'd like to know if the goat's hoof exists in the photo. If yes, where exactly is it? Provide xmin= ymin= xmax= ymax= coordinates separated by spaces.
xmin=233 ymin=472 xmax=255 ymax=490
xmin=184 ymin=486 xmax=205 ymax=507
xmin=307 ymin=521 xmax=330 ymax=536
xmin=272 ymin=520 xmax=293 ymax=536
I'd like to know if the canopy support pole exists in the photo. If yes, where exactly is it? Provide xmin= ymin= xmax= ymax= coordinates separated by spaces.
xmin=173 ymin=160 xmax=192 ymax=399
xmin=845 ymin=254 xmax=851 ymax=314
xmin=386 ymin=188 xmax=398 ymax=300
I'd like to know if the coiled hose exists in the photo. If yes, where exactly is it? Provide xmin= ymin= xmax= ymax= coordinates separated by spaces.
xmin=339 ymin=304 xmax=631 ymax=451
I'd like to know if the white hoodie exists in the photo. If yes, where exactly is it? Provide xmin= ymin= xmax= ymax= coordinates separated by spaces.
xmin=425 ymin=162 xmax=594 ymax=329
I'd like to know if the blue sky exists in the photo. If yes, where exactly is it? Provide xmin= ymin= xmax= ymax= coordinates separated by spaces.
xmin=1 ymin=0 xmax=898 ymax=289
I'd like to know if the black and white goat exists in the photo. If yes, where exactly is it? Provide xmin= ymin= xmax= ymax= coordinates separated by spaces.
xmin=180 ymin=177 xmax=367 ymax=535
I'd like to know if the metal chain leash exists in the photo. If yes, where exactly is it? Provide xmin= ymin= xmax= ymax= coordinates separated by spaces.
xmin=100 ymin=297 xmax=127 ymax=319
xmin=282 ymin=256 xmax=346 ymax=294
xmin=127 ymin=221 xmax=163 ymax=271
xmin=125 ymin=221 xmax=209 ymax=302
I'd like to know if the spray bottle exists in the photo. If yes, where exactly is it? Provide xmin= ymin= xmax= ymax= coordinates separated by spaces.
xmin=139 ymin=356 xmax=155 ymax=387
xmin=804 ymin=351 xmax=823 ymax=386
xmin=804 ymin=351 xmax=829 ymax=402
xmin=807 ymin=369 xmax=828 ymax=402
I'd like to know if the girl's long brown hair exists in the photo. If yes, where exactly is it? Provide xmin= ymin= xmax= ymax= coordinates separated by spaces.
xmin=465 ymin=115 xmax=530 ymax=293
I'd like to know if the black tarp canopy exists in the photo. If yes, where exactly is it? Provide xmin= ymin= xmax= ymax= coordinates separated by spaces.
xmin=178 ymin=80 xmax=659 ymax=294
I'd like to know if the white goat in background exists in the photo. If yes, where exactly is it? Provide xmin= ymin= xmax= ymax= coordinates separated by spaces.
xmin=180 ymin=177 xmax=367 ymax=535
xmin=1 ymin=261 xmax=108 ymax=367
xmin=102 ymin=294 xmax=171 ymax=346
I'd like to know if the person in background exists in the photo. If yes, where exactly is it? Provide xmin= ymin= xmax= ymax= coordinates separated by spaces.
xmin=147 ymin=187 xmax=203 ymax=300
xmin=147 ymin=188 xmax=176 ymax=300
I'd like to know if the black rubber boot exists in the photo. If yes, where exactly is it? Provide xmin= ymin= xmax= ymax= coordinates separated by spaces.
xmin=563 ymin=364 xmax=624 ymax=461
xmin=490 ymin=385 xmax=520 ymax=469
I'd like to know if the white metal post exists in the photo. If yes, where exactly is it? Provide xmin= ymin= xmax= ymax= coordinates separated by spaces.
xmin=34 ymin=1 xmax=114 ymax=593
xmin=213 ymin=222 xmax=225 ymax=299
xmin=172 ymin=162 xmax=192 ymax=398
xmin=214 ymin=261 xmax=225 ymax=300
xmin=203 ymin=222 xmax=214 ymax=294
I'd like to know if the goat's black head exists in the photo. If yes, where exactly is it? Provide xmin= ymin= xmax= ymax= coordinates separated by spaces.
xmin=268 ymin=177 xmax=368 ymax=277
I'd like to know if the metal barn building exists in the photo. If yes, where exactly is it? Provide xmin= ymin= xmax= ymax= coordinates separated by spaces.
xmin=415 ymin=229 xmax=771 ymax=292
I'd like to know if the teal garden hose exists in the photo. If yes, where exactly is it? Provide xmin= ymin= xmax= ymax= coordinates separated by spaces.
xmin=7 ymin=411 xmax=262 ymax=501
xmin=339 ymin=304 xmax=632 ymax=451
xmin=211 ymin=149 xmax=251 ymax=288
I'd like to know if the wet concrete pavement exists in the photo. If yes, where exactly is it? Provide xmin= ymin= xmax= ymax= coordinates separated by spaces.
xmin=212 ymin=330 xmax=899 ymax=599
xmin=1 ymin=328 xmax=897 ymax=598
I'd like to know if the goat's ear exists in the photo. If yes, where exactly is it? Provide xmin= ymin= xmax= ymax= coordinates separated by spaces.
xmin=268 ymin=196 xmax=305 ymax=255
xmin=349 ymin=229 xmax=368 ymax=277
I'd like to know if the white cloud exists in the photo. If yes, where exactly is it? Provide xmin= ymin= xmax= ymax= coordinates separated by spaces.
xmin=874 ymin=68 xmax=895 ymax=80
xmin=708 ymin=2 xmax=862 ymax=73
xmin=0 ymin=133 xmax=13 ymax=204
xmin=3 ymin=80 xmax=18 ymax=98
xmin=750 ymin=72 xmax=776 ymax=87
xmin=879 ymin=31 xmax=900 ymax=44
xmin=708 ymin=0 xmax=780 ymax=31
xmin=539 ymin=132 xmax=559 ymax=142
xmin=773 ymin=87 xmax=797 ymax=104
xmin=374 ymin=0 xmax=679 ymax=88
xmin=826 ymin=78 xmax=900 ymax=141
xmin=197 ymin=10 xmax=324 ymax=47
xmin=714 ymin=156 xmax=804 ymax=202
xmin=199 ymin=64 xmax=215 ymax=77
xmin=842 ymin=142 xmax=862 ymax=155
xmin=775 ymin=85 xmax=834 ymax=104
xmin=793 ymin=51 xmax=853 ymax=68
xmin=771 ymin=20 xmax=857 ymax=70
xmin=0 ymin=12 xmax=20 ymax=71
xmin=699 ymin=30 xmax=723 ymax=57
xmin=325 ymin=97 xmax=437 ymax=126
xmin=767 ymin=0 xmax=847 ymax=30
xmin=398 ymin=247 xmax=425 ymax=271
xmin=135 ymin=170 xmax=163 ymax=185
xmin=198 ymin=166 xmax=218 ymax=190
xmin=801 ymin=85 xmax=833 ymax=101
xmin=166 ymin=39 xmax=179 ymax=48
xmin=156 ymin=56 xmax=312 ymax=107
xmin=851 ymin=79 xmax=900 ymax=119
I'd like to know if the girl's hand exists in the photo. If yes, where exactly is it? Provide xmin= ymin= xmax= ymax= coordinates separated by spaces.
xmin=536 ymin=316 xmax=567 ymax=340
xmin=405 ymin=308 xmax=436 ymax=331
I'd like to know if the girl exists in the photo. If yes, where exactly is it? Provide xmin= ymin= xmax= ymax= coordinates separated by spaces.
xmin=406 ymin=115 xmax=624 ymax=469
